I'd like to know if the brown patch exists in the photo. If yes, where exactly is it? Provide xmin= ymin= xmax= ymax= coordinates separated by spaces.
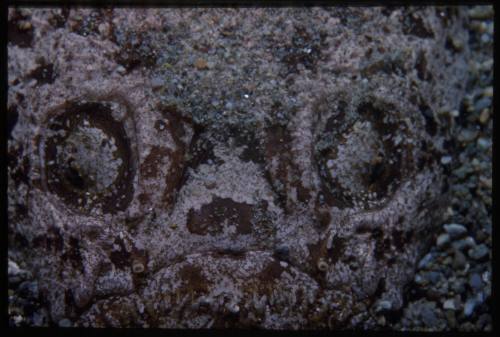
xmin=140 ymin=146 xmax=170 ymax=179
xmin=47 ymin=226 xmax=64 ymax=252
xmin=84 ymin=226 xmax=101 ymax=242
xmin=158 ymin=104 xmax=191 ymax=143
xmin=178 ymin=264 xmax=209 ymax=294
xmin=109 ymin=237 xmax=131 ymax=270
xmin=7 ymin=105 xmax=18 ymax=139
xmin=280 ymin=26 xmax=324 ymax=75
xmin=418 ymin=103 xmax=438 ymax=136
xmin=392 ymin=229 xmax=404 ymax=250
xmin=124 ymin=215 xmax=144 ymax=233
xmin=10 ymin=156 xmax=31 ymax=187
xmin=162 ymin=148 xmax=186 ymax=207
xmin=62 ymin=237 xmax=84 ymax=273
xmin=138 ymin=193 xmax=150 ymax=205
xmin=186 ymin=197 xmax=254 ymax=235
xmin=183 ymin=130 xmax=221 ymax=172
xmin=48 ymin=8 xmax=70 ymax=28
xmin=402 ymin=12 xmax=435 ymax=38
xmin=264 ymin=124 xmax=292 ymax=158
xmin=372 ymin=228 xmax=385 ymax=260
xmin=307 ymin=239 xmax=327 ymax=272
xmin=154 ymin=120 xmax=167 ymax=133
xmin=28 ymin=61 xmax=56 ymax=85
xmin=229 ymin=126 xmax=264 ymax=164
xmin=157 ymin=104 xmax=195 ymax=207
xmin=64 ymin=289 xmax=76 ymax=318
xmin=264 ymin=124 xmax=294 ymax=209
xmin=8 ymin=10 xmax=34 ymax=48
xmin=316 ymin=208 xmax=331 ymax=228
xmin=258 ymin=259 xmax=285 ymax=283
xmin=294 ymin=182 xmax=311 ymax=203
xmin=114 ymin=29 xmax=158 ymax=72
xmin=415 ymin=50 xmax=432 ymax=81
xmin=328 ymin=235 xmax=346 ymax=264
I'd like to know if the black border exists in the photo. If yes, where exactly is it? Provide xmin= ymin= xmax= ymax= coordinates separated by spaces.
xmin=2 ymin=1 xmax=497 ymax=337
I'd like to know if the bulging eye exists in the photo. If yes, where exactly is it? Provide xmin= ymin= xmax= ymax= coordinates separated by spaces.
xmin=315 ymin=97 xmax=415 ymax=209
xmin=42 ymin=101 xmax=135 ymax=215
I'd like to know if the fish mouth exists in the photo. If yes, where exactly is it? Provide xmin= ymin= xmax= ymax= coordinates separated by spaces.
xmin=76 ymin=250 xmax=348 ymax=328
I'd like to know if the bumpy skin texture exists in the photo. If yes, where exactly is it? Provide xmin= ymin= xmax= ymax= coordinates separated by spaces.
xmin=8 ymin=7 xmax=469 ymax=328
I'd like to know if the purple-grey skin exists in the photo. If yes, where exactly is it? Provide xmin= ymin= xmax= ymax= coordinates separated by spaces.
xmin=8 ymin=7 xmax=469 ymax=328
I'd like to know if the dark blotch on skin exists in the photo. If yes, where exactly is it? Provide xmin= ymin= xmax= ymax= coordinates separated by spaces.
xmin=280 ymin=26 xmax=324 ymax=75
xmin=62 ymin=237 xmax=84 ymax=273
xmin=401 ymin=12 xmax=435 ymax=39
xmin=258 ymin=259 xmax=285 ymax=283
xmin=230 ymin=126 xmax=264 ymax=164
xmin=37 ymin=226 xmax=64 ymax=253
xmin=8 ymin=11 xmax=34 ymax=48
xmin=140 ymin=146 xmax=170 ymax=179
xmin=419 ymin=103 xmax=438 ymax=136
xmin=186 ymin=197 xmax=254 ymax=235
xmin=48 ymin=8 xmax=70 ymax=28
xmin=263 ymin=124 xmax=295 ymax=210
xmin=114 ymin=30 xmax=158 ymax=72
xmin=415 ymin=50 xmax=433 ymax=81
xmin=328 ymin=235 xmax=346 ymax=264
xmin=178 ymin=265 xmax=209 ymax=294
xmin=109 ymin=238 xmax=131 ymax=270
xmin=372 ymin=228 xmax=385 ymax=260
xmin=7 ymin=105 xmax=19 ymax=139
xmin=392 ymin=229 xmax=405 ymax=250
xmin=29 ymin=62 xmax=56 ymax=85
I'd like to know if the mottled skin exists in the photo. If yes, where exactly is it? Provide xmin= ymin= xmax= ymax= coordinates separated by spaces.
xmin=8 ymin=7 xmax=469 ymax=328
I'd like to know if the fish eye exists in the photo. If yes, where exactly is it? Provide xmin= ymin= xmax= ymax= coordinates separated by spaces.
xmin=42 ymin=100 xmax=135 ymax=215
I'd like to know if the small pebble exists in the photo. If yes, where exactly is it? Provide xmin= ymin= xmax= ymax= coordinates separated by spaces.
xmin=18 ymin=281 xmax=39 ymax=299
xmin=476 ymin=137 xmax=490 ymax=150
xmin=443 ymin=224 xmax=468 ymax=239
xmin=478 ymin=109 xmax=490 ymax=124
xmin=482 ymin=86 xmax=493 ymax=97
xmin=418 ymin=253 xmax=435 ymax=269
xmin=474 ymin=97 xmax=491 ymax=112
xmin=420 ymin=304 xmax=439 ymax=327
xmin=194 ymin=58 xmax=208 ymax=70
xmin=58 ymin=318 xmax=72 ymax=327
xmin=463 ymin=298 xmax=477 ymax=317
xmin=443 ymin=299 xmax=457 ymax=311
xmin=468 ymin=243 xmax=489 ymax=260
xmin=425 ymin=271 xmax=442 ymax=285
xmin=451 ymin=279 xmax=466 ymax=295
xmin=452 ymin=236 xmax=476 ymax=251
xmin=440 ymin=156 xmax=452 ymax=165
xmin=374 ymin=300 xmax=392 ymax=312
xmin=436 ymin=233 xmax=450 ymax=248
xmin=480 ymin=33 xmax=491 ymax=44
xmin=457 ymin=129 xmax=478 ymax=143
xmin=469 ymin=273 xmax=483 ymax=291
xmin=469 ymin=6 xmax=494 ymax=20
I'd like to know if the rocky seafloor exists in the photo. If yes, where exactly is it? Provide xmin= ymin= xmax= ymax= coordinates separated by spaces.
xmin=391 ymin=6 xmax=493 ymax=331
xmin=7 ymin=5 xmax=492 ymax=330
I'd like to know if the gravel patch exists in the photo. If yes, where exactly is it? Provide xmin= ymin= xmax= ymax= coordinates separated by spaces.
xmin=392 ymin=5 xmax=492 ymax=331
